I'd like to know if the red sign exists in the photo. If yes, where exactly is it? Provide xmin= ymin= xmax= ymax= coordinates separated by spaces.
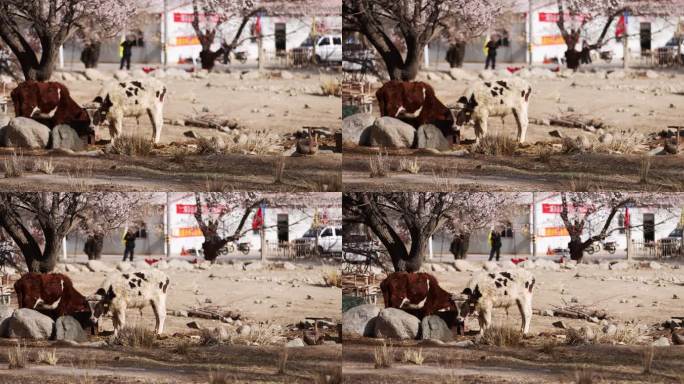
xmin=539 ymin=12 xmax=588 ymax=23
xmin=176 ymin=204 xmax=227 ymax=214
xmin=542 ymin=204 xmax=592 ymax=214
xmin=173 ymin=12 xmax=219 ymax=23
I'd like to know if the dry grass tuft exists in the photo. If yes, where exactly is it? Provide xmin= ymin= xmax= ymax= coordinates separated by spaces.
xmin=373 ymin=342 xmax=395 ymax=369
xmin=574 ymin=366 xmax=598 ymax=384
xmin=204 ymin=175 xmax=232 ymax=192
xmin=400 ymin=348 xmax=425 ymax=365
xmin=472 ymin=134 xmax=517 ymax=156
xmin=316 ymin=366 xmax=342 ymax=384
xmin=172 ymin=340 xmax=192 ymax=355
xmin=277 ymin=347 xmax=289 ymax=374
xmin=111 ymin=325 xmax=156 ymax=348
xmin=397 ymin=157 xmax=421 ymax=174
xmin=369 ymin=152 xmax=389 ymax=178
xmin=224 ymin=130 xmax=277 ymax=155
xmin=110 ymin=134 xmax=154 ymax=156
xmin=594 ymin=129 xmax=644 ymax=154
xmin=7 ymin=343 xmax=28 ymax=369
xmin=480 ymin=326 xmax=523 ymax=347
xmin=34 ymin=158 xmax=55 ymax=174
xmin=639 ymin=155 xmax=651 ymax=184
xmin=561 ymin=136 xmax=584 ymax=154
xmin=199 ymin=328 xmax=223 ymax=346
xmin=642 ymin=346 xmax=655 ymax=374
xmin=273 ymin=157 xmax=286 ymax=184
xmin=3 ymin=151 xmax=25 ymax=178
xmin=207 ymin=369 xmax=232 ymax=384
xmin=304 ymin=173 xmax=342 ymax=192
xmin=320 ymin=77 xmax=341 ymax=97
xmin=536 ymin=146 xmax=553 ymax=163
xmin=195 ymin=136 xmax=225 ymax=155
xmin=568 ymin=174 xmax=596 ymax=192
xmin=34 ymin=348 xmax=59 ymax=365
xmin=221 ymin=323 xmax=281 ymax=346
xmin=322 ymin=269 xmax=342 ymax=288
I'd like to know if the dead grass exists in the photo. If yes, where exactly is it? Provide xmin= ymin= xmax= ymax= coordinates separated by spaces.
xmin=221 ymin=323 xmax=282 ymax=346
xmin=397 ymin=157 xmax=421 ymax=174
xmin=109 ymin=134 xmax=154 ymax=156
xmin=595 ymin=325 xmax=642 ymax=345
xmin=472 ymin=134 xmax=517 ymax=156
xmin=642 ymin=346 xmax=655 ymax=374
xmin=34 ymin=348 xmax=59 ymax=365
xmin=199 ymin=328 xmax=223 ymax=346
xmin=369 ymin=152 xmax=389 ymax=178
xmin=195 ymin=136 xmax=225 ymax=155
xmin=400 ymin=348 xmax=425 ymax=365
xmin=273 ymin=157 xmax=286 ymax=184
xmin=34 ymin=158 xmax=55 ymax=174
xmin=561 ymin=137 xmax=584 ymax=154
xmin=277 ymin=347 xmax=289 ymax=374
xmin=225 ymin=130 xmax=276 ymax=155
xmin=204 ymin=175 xmax=232 ymax=192
xmin=373 ymin=342 xmax=395 ymax=369
xmin=536 ymin=146 xmax=553 ymax=163
xmin=639 ymin=155 xmax=651 ymax=184
xmin=594 ymin=129 xmax=644 ymax=154
xmin=316 ymin=366 xmax=342 ymax=384
xmin=320 ymin=77 xmax=341 ymax=97
xmin=111 ymin=325 xmax=156 ymax=348
xmin=7 ymin=343 xmax=28 ymax=369
xmin=480 ymin=326 xmax=523 ymax=347
xmin=207 ymin=369 xmax=233 ymax=384
xmin=574 ymin=366 xmax=599 ymax=384
xmin=172 ymin=340 xmax=192 ymax=355
xmin=322 ymin=269 xmax=342 ymax=288
xmin=3 ymin=150 xmax=25 ymax=178
xmin=303 ymin=173 xmax=342 ymax=192
xmin=568 ymin=174 xmax=596 ymax=192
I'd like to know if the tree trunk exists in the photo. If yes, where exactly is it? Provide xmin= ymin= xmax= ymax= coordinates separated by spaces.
xmin=81 ymin=42 xmax=101 ymax=69
xmin=386 ymin=53 xmax=421 ymax=81
xmin=84 ymin=232 xmax=104 ymax=260
xmin=565 ymin=48 xmax=581 ymax=70
xmin=202 ymin=235 xmax=229 ymax=262
xmin=568 ymin=237 xmax=585 ymax=262
xmin=446 ymin=42 xmax=466 ymax=68
xmin=199 ymin=49 xmax=222 ymax=71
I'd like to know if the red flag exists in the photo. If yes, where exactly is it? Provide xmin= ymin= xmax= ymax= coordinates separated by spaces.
xmin=255 ymin=15 xmax=262 ymax=36
xmin=624 ymin=208 xmax=630 ymax=228
xmin=252 ymin=207 xmax=264 ymax=230
xmin=616 ymin=14 xmax=626 ymax=38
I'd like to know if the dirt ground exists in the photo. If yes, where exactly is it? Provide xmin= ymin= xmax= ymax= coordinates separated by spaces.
xmin=343 ymin=66 xmax=684 ymax=192
xmin=0 ymin=259 xmax=342 ymax=383
xmin=0 ymin=66 xmax=342 ymax=191
xmin=342 ymin=258 xmax=684 ymax=383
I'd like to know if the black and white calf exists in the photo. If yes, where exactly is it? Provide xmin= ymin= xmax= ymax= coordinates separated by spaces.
xmin=453 ymin=78 xmax=532 ymax=143
xmin=459 ymin=269 xmax=535 ymax=335
xmin=90 ymin=79 xmax=167 ymax=143
xmin=89 ymin=269 xmax=170 ymax=336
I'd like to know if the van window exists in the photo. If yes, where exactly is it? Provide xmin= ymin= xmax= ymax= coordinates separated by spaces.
xmin=319 ymin=37 xmax=330 ymax=46
xmin=335 ymin=227 xmax=342 ymax=236
xmin=333 ymin=37 xmax=342 ymax=45
xmin=321 ymin=228 xmax=333 ymax=237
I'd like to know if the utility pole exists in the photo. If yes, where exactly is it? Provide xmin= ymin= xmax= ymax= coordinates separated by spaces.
xmin=165 ymin=192 xmax=171 ymax=258
xmin=531 ymin=192 xmax=537 ymax=257
xmin=163 ymin=0 xmax=169 ymax=69
xmin=528 ymin=0 xmax=534 ymax=65
xmin=623 ymin=10 xmax=629 ymax=70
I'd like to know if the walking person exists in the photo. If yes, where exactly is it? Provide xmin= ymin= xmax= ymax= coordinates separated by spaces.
xmin=484 ymin=35 xmax=501 ymax=70
xmin=580 ymin=40 xmax=592 ymax=65
xmin=119 ymin=35 xmax=135 ymax=70
xmin=488 ymin=227 xmax=502 ymax=262
xmin=122 ymin=228 xmax=137 ymax=262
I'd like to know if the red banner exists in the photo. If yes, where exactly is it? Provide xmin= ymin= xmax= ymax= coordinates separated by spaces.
xmin=173 ymin=12 xmax=219 ymax=23
xmin=539 ymin=12 xmax=588 ymax=23
xmin=542 ymin=203 xmax=592 ymax=214
xmin=176 ymin=204 xmax=227 ymax=214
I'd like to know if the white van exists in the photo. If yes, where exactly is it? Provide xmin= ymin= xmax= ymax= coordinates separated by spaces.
xmin=295 ymin=226 xmax=342 ymax=255
xmin=295 ymin=34 xmax=342 ymax=64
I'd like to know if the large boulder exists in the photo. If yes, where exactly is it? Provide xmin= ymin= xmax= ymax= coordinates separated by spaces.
xmin=86 ymin=260 xmax=114 ymax=272
xmin=0 ymin=114 xmax=10 ymax=129
xmin=368 ymin=117 xmax=416 ymax=148
xmin=0 ymin=305 xmax=13 ymax=337
xmin=374 ymin=308 xmax=420 ymax=340
xmin=420 ymin=315 xmax=453 ymax=342
xmin=342 ymin=304 xmax=380 ymax=337
xmin=453 ymin=259 xmax=478 ymax=272
xmin=449 ymin=68 xmax=477 ymax=81
xmin=342 ymin=113 xmax=374 ymax=146
xmin=54 ymin=316 xmax=87 ymax=342
xmin=6 ymin=308 xmax=54 ymax=339
xmin=84 ymin=68 xmax=107 ymax=81
xmin=0 ymin=117 xmax=50 ymax=148
xmin=48 ymin=124 xmax=85 ymax=151
xmin=415 ymin=124 xmax=450 ymax=151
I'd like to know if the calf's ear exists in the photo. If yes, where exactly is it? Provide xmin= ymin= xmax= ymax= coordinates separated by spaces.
xmin=106 ymin=285 xmax=116 ymax=300
xmin=457 ymin=96 xmax=469 ymax=105
xmin=461 ymin=287 xmax=472 ymax=297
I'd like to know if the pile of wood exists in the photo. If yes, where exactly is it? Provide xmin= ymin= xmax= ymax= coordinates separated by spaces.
xmin=183 ymin=114 xmax=241 ymax=130
xmin=342 ymin=273 xmax=381 ymax=305
xmin=184 ymin=305 xmax=242 ymax=323
xmin=552 ymin=304 xmax=609 ymax=321
xmin=533 ymin=114 xmax=607 ymax=130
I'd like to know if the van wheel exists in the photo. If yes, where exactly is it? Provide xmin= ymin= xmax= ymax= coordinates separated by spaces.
xmin=313 ymin=55 xmax=322 ymax=64
xmin=317 ymin=246 xmax=325 ymax=255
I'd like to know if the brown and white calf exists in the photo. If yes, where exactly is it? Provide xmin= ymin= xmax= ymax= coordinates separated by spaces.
xmin=380 ymin=272 xmax=465 ymax=335
xmin=459 ymin=269 xmax=535 ymax=335
xmin=376 ymin=80 xmax=458 ymax=144
xmin=453 ymin=78 xmax=532 ymax=143
xmin=90 ymin=79 xmax=167 ymax=143
xmin=14 ymin=272 xmax=94 ymax=330
xmin=89 ymin=269 xmax=170 ymax=336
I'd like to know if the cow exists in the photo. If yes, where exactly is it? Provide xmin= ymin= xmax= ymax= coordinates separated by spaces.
xmin=88 ymin=269 xmax=169 ymax=337
xmin=380 ymin=272 xmax=465 ymax=336
xmin=375 ymin=80 xmax=458 ymax=145
xmin=459 ymin=269 xmax=535 ymax=335
xmin=89 ymin=79 xmax=167 ymax=144
xmin=13 ymin=272 xmax=94 ymax=331
xmin=453 ymin=78 xmax=532 ymax=144
xmin=10 ymin=81 xmax=95 ymax=144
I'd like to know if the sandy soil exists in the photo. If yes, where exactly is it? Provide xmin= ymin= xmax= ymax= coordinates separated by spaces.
xmin=343 ymin=67 xmax=684 ymax=191
xmin=342 ymin=258 xmax=684 ymax=383
xmin=0 ymin=259 xmax=342 ymax=383
xmin=0 ymin=67 xmax=342 ymax=191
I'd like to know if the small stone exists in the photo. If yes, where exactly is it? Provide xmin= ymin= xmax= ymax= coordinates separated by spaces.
xmin=186 ymin=321 xmax=201 ymax=329
xmin=652 ymin=336 xmax=671 ymax=347
xmin=552 ymin=321 xmax=567 ymax=329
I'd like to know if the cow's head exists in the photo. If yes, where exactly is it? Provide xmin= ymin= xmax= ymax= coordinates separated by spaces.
xmin=87 ymin=285 xmax=116 ymax=328
xmin=86 ymin=94 xmax=113 ymax=126
xmin=447 ymin=292 xmax=471 ymax=336
xmin=452 ymin=94 xmax=479 ymax=129
xmin=457 ymin=285 xmax=483 ymax=320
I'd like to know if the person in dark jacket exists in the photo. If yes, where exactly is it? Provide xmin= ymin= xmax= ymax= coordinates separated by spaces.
xmin=123 ymin=228 xmax=137 ymax=262
xmin=485 ymin=36 xmax=501 ymax=70
xmin=580 ymin=40 xmax=592 ymax=65
xmin=488 ymin=227 xmax=502 ymax=262
xmin=120 ymin=36 xmax=135 ymax=70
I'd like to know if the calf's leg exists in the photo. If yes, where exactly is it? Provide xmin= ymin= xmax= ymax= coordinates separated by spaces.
xmin=516 ymin=296 xmax=533 ymax=334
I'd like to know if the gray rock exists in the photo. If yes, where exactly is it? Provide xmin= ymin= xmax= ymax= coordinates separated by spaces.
xmin=453 ymin=260 xmax=478 ymax=272
xmin=449 ymin=68 xmax=477 ymax=81
xmin=280 ymin=71 xmax=294 ymax=80
xmin=549 ymin=130 xmax=565 ymax=138
xmin=606 ymin=70 xmax=626 ymax=80
xmin=0 ymin=117 xmax=51 ymax=148
xmin=598 ymin=133 xmax=613 ymax=145
xmin=113 ymin=70 xmax=129 ymax=81
xmin=342 ymin=304 xmax=380 ymax=337
xmin=243 ymin=261 xmax=264 ymax=271
xmin=84 ymin=68 xmax=106 ymax=81
xmin=415 ymin=124 xmax=450 ymax=151
xmin=86 ymin=260 xmax=113 ymax=272
xmin=49 ymin=124 xmax=85 ymax=151
xmin=342 ymin=113 xmax=374 ymax=146
xmin=368 ymin=117 xmax=416 ymax=148
xmin=0 ymin=305 xmax=13 ymax=337
xmin=0 ymin=114 xmax=10 ymax=129
xmin=54 ymin=316 xmax=87 ymax=342
xmin=552 ymin=321 xmax=567 ymax=329
xmin=374 ymin=308 xmax=420 ymax=340
xmin=241 ymin=71 xmax=261 ymax=80
xmin=652 ymin=336 xmax=671 ymax=347
xmin=609 ymin=261 xmax=630 ymax=271
xmin=286 ymin=337 xmax=306 ymax=347
xmin=6 ymin=308 xmax=55 ymax=339
xmin=420 ymin=315 xmax=453 ymax=342
xmin=603 ymin=324 xmax=617 ymax=336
